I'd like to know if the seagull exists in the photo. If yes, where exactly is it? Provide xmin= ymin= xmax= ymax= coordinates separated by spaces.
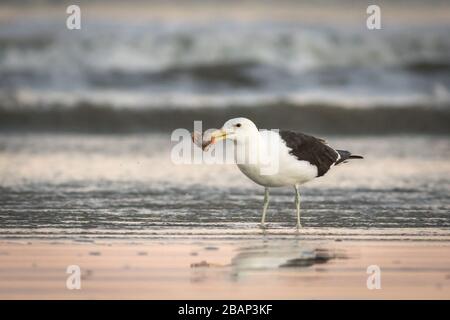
xmin=206 ymin=117 xmax=363 ymax=229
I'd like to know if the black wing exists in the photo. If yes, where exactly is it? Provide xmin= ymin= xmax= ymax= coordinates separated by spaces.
xmin=279 ymin=130 xmax=339 ymax=177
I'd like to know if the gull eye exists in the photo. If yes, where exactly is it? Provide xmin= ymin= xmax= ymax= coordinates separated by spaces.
xmin=236 ymin=123 xmax=241 ymax=128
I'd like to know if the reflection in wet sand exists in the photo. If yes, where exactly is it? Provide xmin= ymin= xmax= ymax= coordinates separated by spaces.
xmin=190 ymin=241 xmax=348 ymax=283
xmin=232 ymin=243 xmax=346 ymax=270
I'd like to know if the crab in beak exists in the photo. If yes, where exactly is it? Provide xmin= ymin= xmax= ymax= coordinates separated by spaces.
xmin=192 ymin=128 xmax=228 ymax=151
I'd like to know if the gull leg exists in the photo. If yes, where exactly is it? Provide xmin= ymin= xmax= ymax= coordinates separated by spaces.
xmin=260 ymin=187 xmax=270 ymax=228
xmin=294 ymin=184 xmax=302 ymax=229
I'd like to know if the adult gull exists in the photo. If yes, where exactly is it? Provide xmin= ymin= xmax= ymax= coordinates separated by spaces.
xmin=198 ymin=117 xmax=363 ymax=228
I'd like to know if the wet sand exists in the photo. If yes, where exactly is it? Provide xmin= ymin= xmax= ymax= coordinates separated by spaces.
xmin=1 ymin=238 xmax=450 ymax=299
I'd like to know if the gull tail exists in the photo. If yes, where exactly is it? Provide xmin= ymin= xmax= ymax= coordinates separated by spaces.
xmin=335 ymin=150 xmax=364 ymax=165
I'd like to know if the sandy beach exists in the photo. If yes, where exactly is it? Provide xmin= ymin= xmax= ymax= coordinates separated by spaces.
xmin=1 ymin=0 xmax=449 ymax=301
xmin=1 ymin=237 xmax=450 ymax=300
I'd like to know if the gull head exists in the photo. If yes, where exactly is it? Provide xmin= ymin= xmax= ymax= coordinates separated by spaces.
xmin=210 ymin=118 xmax=259 ymax=145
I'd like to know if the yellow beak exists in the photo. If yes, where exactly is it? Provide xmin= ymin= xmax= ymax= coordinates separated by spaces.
xmin=210 ymin=129 xmax=227 ymax=143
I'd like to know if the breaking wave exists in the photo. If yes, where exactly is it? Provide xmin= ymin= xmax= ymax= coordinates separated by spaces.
xmin=1 ymin=19 xmax=450 ymax=110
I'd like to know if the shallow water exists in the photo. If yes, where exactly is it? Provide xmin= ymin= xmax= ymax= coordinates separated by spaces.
xmin=0 ymin=133 xmax=449 ymax=241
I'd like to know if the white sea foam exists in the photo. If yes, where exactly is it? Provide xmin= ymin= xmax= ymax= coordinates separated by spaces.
xmin=1 ymin=18 xmax=450 ymax=109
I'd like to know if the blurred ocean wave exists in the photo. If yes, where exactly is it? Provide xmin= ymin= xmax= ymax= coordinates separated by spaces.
xmin=1 ymin=19 xmax=450 ymax=112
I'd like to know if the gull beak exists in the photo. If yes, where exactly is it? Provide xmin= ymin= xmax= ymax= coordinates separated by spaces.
xmin=209 ymin=128 xmax=228 ymax=144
